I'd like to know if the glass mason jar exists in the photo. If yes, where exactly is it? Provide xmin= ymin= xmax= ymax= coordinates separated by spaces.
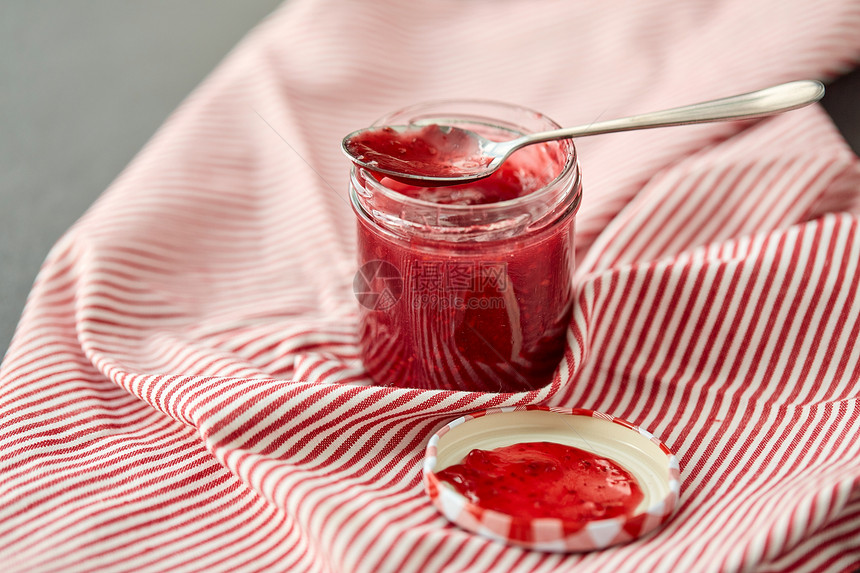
xmin=349 ymin=101 xmax=582 ymax=392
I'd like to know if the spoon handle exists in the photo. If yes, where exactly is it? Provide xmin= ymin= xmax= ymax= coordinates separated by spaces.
xmin=515 ymin=80 xmax=825 ymax=147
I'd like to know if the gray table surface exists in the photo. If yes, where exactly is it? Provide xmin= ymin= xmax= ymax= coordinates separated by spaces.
xmin=1 ymin=2 xmax=858 ymax=359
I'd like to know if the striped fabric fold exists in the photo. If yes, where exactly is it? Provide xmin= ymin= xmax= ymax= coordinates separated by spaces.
xmin=3 ymin=0 xmax=860 ymax=571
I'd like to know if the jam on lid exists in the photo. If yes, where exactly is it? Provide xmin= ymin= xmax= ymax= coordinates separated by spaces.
xmin=423 ymin=406 xmax=681 ymax=552
xmin=436 ymin=441 xmax=645 ymax=526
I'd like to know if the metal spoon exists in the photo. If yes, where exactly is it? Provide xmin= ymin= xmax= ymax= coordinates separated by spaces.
xmin=342 ymin=80 xmax=824 ymax=186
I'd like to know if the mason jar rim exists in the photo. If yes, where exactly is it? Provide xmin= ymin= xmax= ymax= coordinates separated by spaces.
xmin=355 ymin=99 xmax=580 ymax=213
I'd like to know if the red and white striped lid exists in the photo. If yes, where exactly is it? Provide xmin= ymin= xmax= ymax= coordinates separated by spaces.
xmin=423 ymin=406 xmax=681 ymax=552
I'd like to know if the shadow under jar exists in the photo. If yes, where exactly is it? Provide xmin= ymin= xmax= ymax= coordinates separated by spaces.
xmin=349 ymin=101 xmax=582 ymax=392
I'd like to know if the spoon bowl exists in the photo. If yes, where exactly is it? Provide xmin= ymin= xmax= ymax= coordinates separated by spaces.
xmin=342 ymin=80 xmax=825 ymax=186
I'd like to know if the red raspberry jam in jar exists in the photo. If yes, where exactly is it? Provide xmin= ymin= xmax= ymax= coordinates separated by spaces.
xmin=349 ymin=101 xmax=581 ymax=392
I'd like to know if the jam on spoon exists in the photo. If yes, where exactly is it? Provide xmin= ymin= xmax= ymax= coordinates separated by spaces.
xmin=343 ymin=124 xmax=491 ymax=182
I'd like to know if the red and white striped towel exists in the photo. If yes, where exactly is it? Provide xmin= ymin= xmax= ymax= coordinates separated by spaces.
xmin=3 ymin=0 xmax=860 ymax=571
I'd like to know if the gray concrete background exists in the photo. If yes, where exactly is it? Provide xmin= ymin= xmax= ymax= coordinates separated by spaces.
xmin=1 ymin=2 xmax=858 ymax=359
xmin=0 ymin=1 xmax=282 ymax=358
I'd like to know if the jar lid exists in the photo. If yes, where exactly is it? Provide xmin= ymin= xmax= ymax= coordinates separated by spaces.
xmin=423 ymin=406 xmax=681 ymax=552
